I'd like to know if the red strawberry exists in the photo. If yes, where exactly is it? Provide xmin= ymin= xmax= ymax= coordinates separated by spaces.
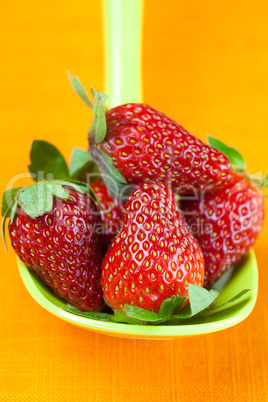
xmin=67 ymin=75 xmax=233 ymax=195
xmin=3 ymin=182 xmax=105 ymax=311
xmin=89 ymin=103 xmax=233 ymax=195
xmin=180 ymin=172 xmax=264 ymax=287
xmin=101 ymin=181 xmax=204 ymax=314
xmin=91 ymin=178 xmax=125 ymax=247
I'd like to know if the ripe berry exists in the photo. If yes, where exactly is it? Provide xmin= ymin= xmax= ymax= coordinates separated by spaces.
xmin=91 ymin=103 xmax=232 ymax=194
xmin=7 ymin=184 xmax=105 ymax=311
xmin=180 ymin=173 xmax=264 ymax=287
xmin=101 ymin=182 xmax=204 ymax=313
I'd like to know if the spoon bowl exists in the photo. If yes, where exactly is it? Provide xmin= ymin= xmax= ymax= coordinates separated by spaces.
xmin=17 ymin=250 xmax=258 ymax=339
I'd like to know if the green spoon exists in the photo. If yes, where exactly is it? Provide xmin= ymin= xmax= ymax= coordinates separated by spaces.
xmin=17 ymin=0 xmax=258 ymax=338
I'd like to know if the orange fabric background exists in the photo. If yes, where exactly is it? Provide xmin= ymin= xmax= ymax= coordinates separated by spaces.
xmin=1 ymin=0 xmax=268 ymax=400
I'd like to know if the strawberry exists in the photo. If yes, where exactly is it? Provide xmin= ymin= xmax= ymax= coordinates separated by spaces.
xmin=101 ymin=181 xmax=204 ymax=314
xmin=93 ymin=103 xmax=234 ymax=195
xmin=91 ymin=178 xmax=125 ymax=248
xmin=67 ymin=74 xmax=233 ymax=195
xmin=180 ymin=172 xmax=264 ymax=287
xmin=2 ymin=181 xmax=105 ymax=311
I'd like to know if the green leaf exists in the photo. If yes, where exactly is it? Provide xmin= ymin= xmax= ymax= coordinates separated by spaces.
xmin=91 ymin=148 xmax=127 ymax=184
xmin=189 ymin=285 xmax=219 ymax=316
xmin=90 ymin=87 xmax=96 ymax=98
xmin=174 ymin=285 xmax=219 ymax=319
xmin=1 ymin=188 xmax=20 ymax=250
xmin=159 ymin=296 xmax=187 ymax=320
xmin=17 ymin=183 xmax=54 ymax=218
xmin=241 ymin=172 xmax=268 ymax=191
xmin=89 ymin=120 xmax=96 ymax=132
xmin=93 ymin=91 xmax=108 ymax=144
xmin=88 ymin=146 xmax=130 ymax=201
xmin=1 ymin=203 xmax=13 ymax=250
xmin=62 ymin=305 xmax=115 ymax=321
xmin=208 ymin=136 xmax=246 ymax=171
xmin=28 ymin=140 xmax=69 ymax=181
xmin=67 ymin=71 xmax=93 ymax=109
xmin=61 ymin=305 xmax=143 ymax=324
xmin=69 ymin=148 xmax=93 ymax=180
xmin=261 ymin=173 xmax=268 ymax=189
xmin=201 ymin=289 xmax=251 ymax=315
xmin=16 ymin=182 xmax=72 ymax=218
xmin=123 ymin=305 xmax=165 ymax=323
xmin=113 ymin=310 xmax=143 ymax=325
xmin=1 ymin=188 xmax=21 ymax=217
xmin=9 ymin=200 xmax=19 ymax=224
xmin=54 ymin=179 xmax=89 ymax=194
xmin=60 ymin=287 xmax=252 ymax=326
xmin=55 ymin=180 xmax=105 ymax=211
xmin=100 ymin=151 xmax=127 ymax=184
xmin=45 ymin=182 xmax=70 ymax=199
xmin=94 ymin=90 xmax=107 ymax=106
xmin=99 ymin=170 xmax=134 ymax=203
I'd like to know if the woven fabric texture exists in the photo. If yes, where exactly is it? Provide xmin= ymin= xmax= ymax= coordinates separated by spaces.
xmin=0 ymin=1 xmax=268 ymax=401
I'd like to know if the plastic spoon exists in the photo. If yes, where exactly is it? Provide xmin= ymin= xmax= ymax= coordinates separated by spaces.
xmin=17 ymin=0 xmax=258 ymax=338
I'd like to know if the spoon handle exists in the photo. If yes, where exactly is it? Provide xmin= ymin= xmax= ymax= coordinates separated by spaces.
xmin=102 ymin=0 xmax=143 ymax=108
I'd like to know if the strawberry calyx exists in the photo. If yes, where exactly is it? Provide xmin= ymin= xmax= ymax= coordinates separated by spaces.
xmin=1 ymin=187 xmax=22 ymax=250
xmin=28 ymin=139 xmax=98 ymax=182
xmin=208 ymin=135 xmax=246 ymax=171
xmin=89 ymin=145 xmax=133 ymax=201
xmin=68 ymin=71 xmax=108 ymax=144
xmin=2 ymin=180 xmax=104 ymax=219
xmin=1 ymin=139 xmax=112 ymax=249
xmin=62 ymin=286 xmax=251 ymax=325
xmin=26 ymin=139 xmax=106 ymax=208
xmin=1 ymin=179 xmax=103 ymax=250
xmin=208 ymin=135 xmax=268 ymax=189
xmin=27 ymin=139 xmax=120 ymax=208
xmin=27 ymin=139 xmax=107 ymax=210
xmin=69 ymin=147 xmax=99 ymax=180
xmin=68 ymin=73 xmax=130 ymax=197
xmin=63 ymin=284 xmax=219 ymax=324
